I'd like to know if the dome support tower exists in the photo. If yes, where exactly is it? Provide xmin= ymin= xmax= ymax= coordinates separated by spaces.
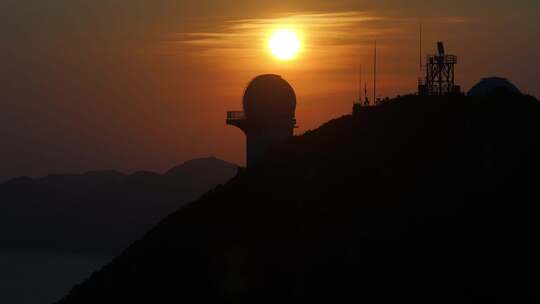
xmin=226 ymin=75 xmax=297 ymax=167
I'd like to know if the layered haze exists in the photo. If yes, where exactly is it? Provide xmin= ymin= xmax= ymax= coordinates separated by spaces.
xmin=1 ymin=0 xmax=539 ymax=181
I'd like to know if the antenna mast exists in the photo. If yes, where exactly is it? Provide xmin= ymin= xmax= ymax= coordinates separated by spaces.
xmin=373 ymin=40 xmax=377 ymax=104
xmin=359 ymin=64 xmax=362 ymax=102
xmin=419 ymin=23 xmax=423 ymax=72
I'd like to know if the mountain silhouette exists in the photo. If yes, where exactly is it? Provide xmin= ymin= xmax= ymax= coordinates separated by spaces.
xmin=0 ymin=157 xmax=238 ymax=255
xmin=58 ymin=94 xmax=540 ymax=303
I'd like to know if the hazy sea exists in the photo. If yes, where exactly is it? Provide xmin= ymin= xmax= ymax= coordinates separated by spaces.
xmin=0 ymin=252 xmax=111 ymax=304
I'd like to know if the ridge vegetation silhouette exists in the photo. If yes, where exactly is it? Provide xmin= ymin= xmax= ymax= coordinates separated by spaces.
xmin=58 ymin=93 xmax=540 ymax=303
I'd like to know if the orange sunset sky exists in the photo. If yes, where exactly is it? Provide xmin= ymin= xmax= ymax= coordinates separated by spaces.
xmin=1 ymin=0 xmax=539 ymax=180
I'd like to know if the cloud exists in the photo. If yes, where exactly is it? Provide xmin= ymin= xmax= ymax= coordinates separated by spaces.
xmin=436 ymin=16 xmax=472 ymax=24
xmin=166 ymin=11 xmax=406 ymax=56
xmin=160 ymin=10 xmax=474 ymax=77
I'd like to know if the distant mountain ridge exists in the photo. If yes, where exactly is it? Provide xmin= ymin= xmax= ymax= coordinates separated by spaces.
xmin=0 ymin=157 xmax=238 ymax=254
xmin=3 ymin=157 xmax=236 ymax=186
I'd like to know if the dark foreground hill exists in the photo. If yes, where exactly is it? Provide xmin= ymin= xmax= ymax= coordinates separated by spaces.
xmin=59 ymin=94 xmax=540 ymax=303
xmin=0 ymin=157 xmax=238 ymax=254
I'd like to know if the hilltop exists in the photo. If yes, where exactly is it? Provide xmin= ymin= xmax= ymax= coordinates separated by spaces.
xmin=58 ymin=93 xmax=540 ymax=303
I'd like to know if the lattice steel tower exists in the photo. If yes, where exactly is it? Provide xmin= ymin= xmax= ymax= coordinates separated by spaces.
xmin=418 ymin=42 xmax=461 ymax=96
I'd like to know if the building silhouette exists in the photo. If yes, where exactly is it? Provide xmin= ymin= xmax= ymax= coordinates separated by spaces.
xmin=468 ymin=77 xmax=521 ymax=97
xmin=227 ymin=74 xmax=297 ymax=167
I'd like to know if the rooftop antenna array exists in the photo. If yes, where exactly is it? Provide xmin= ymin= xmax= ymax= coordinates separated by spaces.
xmin=353 ymin=50 xmax=370 ymax=114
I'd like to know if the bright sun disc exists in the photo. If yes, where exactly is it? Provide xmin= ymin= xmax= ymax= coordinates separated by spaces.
xmin=269 ymin=29 xmax=300 ymax=60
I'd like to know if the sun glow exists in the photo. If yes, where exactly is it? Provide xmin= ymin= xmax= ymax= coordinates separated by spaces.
xmin=269 ymin=29 xmax=301 ymax=61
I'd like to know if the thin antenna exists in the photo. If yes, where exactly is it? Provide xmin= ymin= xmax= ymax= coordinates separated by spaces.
xmin=373 ymin=40 xmax=377 ymax=104
xmin=358 ymin=64 xmax=362 ymax=102
xmin=419 ymin=23 xmax=423 ymax=72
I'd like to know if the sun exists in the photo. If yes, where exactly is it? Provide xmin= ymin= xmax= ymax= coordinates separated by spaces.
xmin=269 ymin=29 xmax=301 ymax=61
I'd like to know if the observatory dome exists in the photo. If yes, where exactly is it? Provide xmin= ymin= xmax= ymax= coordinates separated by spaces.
xmin=468 ymin=77 xmax=521 ymax=97
xmin=243 ymin=74 xmax=296 ymax=122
